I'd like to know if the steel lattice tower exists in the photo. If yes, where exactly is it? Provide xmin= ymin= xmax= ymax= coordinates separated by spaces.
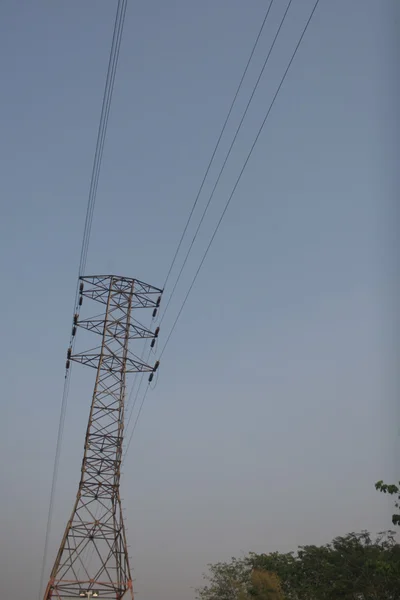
xmin=44 ymin=275 xmax=162 ymax=600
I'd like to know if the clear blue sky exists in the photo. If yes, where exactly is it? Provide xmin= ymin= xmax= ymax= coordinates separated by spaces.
xmin=0 ymin=1 xmax=398 ymax=599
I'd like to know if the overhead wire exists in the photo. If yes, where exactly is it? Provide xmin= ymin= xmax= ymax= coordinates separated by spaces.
xmin=78 ymin=0 xmax=127 ymax=280
xmin=122 ymin=302 xmax=161 ymax=455
xmin=123 ymin=0 xmax=276 ymax=456
xmin=123 ymin=386 xmax=150 ymax=465
xmin=161 ymin=0 xmax=275 ymax=292
xmin=125 ymin=352 xmax=149 ymax=430
xmin=123 ymin=0 xmax=322 ymax=458
xmin=159 ymin=0 xmax=293 ymax=328
xmin=159 ymin=0 xmax=321 ymax=361
xmin=38 ymin=1 xmax=128 ymax=597
xmin=124 ymin=316 xmax=156 ymax=427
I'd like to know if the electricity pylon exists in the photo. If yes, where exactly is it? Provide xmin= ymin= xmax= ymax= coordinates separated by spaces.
xmin=44 ymin=275 xmax=162 ymax=600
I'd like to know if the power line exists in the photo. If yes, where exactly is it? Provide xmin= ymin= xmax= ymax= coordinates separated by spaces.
xmin=124 ymin=314 xmax=157 ymax=442
xmin=160 ymin=0 xmax=321 ymax=360
xmin=124 ymin=0 xmax=295 ymax=447
xmin=123 ymin=1 xmax=276 ymax=459
xmin=78 ymin=0 xmax=127 ymax=280
xmin=37 ymin=374 xmax=72 ymax=600
xmin=123 ymin=386 xmax=150 ymax=465
xmin=124 ymin=0 xmax=321 ymax=453
xmin=159 ymin=0 xmax=293 ymax=327
xmin=161 ymin=0 xmax=275 ymax=292
xmin=125 ymin=345 xmax=152 ymax=432
xmin=38 ymin=2 xmax=128 ymax=598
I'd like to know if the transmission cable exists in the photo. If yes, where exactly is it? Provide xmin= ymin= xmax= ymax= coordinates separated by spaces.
xmin=160 ymin=0 xmax=320 ymax=360
xmin=78 ymin=0 xmax=127 ymax=281
xmin=123 ymin=384 xmax=150 ymax=465
xmin=161 ymin=0 xmax=275 ymax=292
xmin=123 ymin=0 xmax=321 ymax=458
xmin=123 ymin=1 xmax=276 ymax=451
xmin=124 ymin=0 xmax=295 ymax=453
xmin=38 ymin=2 xmax=128 ymax=597
xmin=159 ymin=0 xmax=294 ymax=328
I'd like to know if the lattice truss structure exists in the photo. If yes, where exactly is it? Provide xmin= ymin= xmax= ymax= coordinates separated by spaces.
xmin=44 ymin=275 xmax=162 ymax=600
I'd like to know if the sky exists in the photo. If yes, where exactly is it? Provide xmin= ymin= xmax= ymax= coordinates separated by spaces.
xmin=0 ymin=0 xmax=398 ymax=599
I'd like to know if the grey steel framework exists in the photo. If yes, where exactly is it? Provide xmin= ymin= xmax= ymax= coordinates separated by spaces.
xmin=44 ymin=275 xmax=162 ymax=600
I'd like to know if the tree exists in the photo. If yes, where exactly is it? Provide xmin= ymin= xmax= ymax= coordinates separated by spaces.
xmin=196 ymin=563 xmax=284 ymax=600
xmin=196 ymin=558 xmax=250 ymax=600
xmin=196 ymin=531 xmax=400 ymax=600
xmin=247 ymin=570 xmax=284 ymax=600
xmin=247 ymin=552 xmax=297 ymax=599
xmin=253 ymin=531 xmax=400 ymax=599
xmin=375 ymin=480 xmax=400 ymax=527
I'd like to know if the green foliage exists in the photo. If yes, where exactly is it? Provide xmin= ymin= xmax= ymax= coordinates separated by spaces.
xmin=196 ymin=558 xmax=250 ymax=600
xmin=375 ymin=480 xmax=400 ymax=527
xmin=196 ymin=531 xmax=400 ymax=600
